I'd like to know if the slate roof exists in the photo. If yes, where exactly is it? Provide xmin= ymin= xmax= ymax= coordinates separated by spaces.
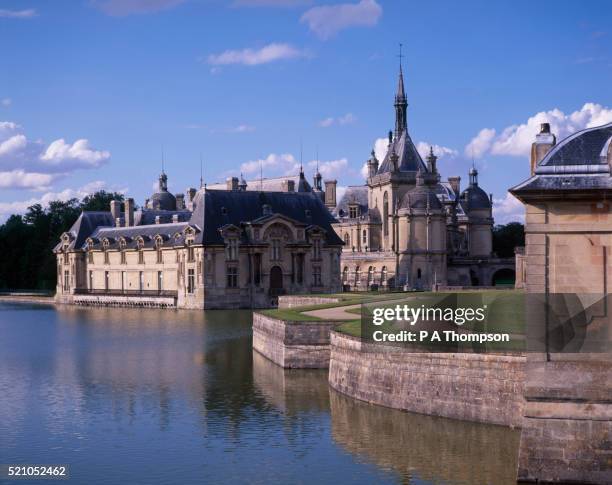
xmin=189 ymin=189 xmax=342 ymax=245
xmin=207 ymin=174 xmax=311 ymax=192
xmin=511 ymin=122 xmax=612 ymax=197
xmin=377 ymin=130 xmax=428 ymax=174
xmin=87 ymin=222 xmax=190 ymax=249
xmin=54 ymin=212 xmax=114 ymax=252
xmin=334 ymin=185 xmax=369 ymax=218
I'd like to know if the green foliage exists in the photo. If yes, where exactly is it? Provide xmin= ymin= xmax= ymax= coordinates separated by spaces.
xmin=0 ymin=191 xmax=124 ymax=290
xmin=492 ymin=222 xmax=524 ymax=258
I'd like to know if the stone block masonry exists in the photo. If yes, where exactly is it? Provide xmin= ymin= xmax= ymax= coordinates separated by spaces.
xmin=328 ymin=330 xmax=526 ymax=428
xmin=277 ymin=295 xmax=341 ymax=309
xmin=252 ymin=312 xmax=341 ymax=368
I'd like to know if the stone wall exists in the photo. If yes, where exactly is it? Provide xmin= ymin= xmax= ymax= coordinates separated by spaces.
xmin=329 ymin=331 xmax=526 ymax=427
xmin=277 ymin=295 xmax=341 ymax=309
xmin=252 ymin=312 xmax=341 ymax=368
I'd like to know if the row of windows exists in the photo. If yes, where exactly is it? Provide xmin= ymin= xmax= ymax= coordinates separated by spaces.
xmin=342 ymin=266 xmax=388 ymax=285
xmin=343 ymin=230 xmax=368 ymax=247
xmin=89 ymin=247 xmax=191 ymax=265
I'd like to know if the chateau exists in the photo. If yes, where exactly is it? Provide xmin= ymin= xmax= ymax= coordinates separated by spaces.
xmin=333 ymin=65 xmax=512 ymax=290
xmin=54 ymin=65 xmax=512 ymax=309
xmin=55 ymin=172 xmax=343 ymax=309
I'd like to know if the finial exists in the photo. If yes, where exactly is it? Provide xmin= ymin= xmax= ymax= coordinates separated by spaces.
xmin=429 ymin=145 xmax=434 ymax=157
xmin=161 ymin=144 xmax=165 ymax=174
xmin=398 ymin=42 xmax=404 ymax=70
xmin=199 ymin=153 xmax=204 ymax=189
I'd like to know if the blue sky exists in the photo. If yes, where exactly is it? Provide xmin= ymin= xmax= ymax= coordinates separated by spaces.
xmin=1 ymin=0 xmax=611 ymax=223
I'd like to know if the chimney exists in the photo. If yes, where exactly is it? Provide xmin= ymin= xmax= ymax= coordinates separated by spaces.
xmin=110 ymin=200 xmax=120 ymax=222
xmin=125 ymin=198 xmax=134 ymax=227
xmin=172 ymin=214 xmax=179 ymax=223
xmin=530 ymin=123 xmax=556 ymax=175
xmin=115 ymin=217 xmax=123 ymax=228
xmin=448 ymin=176 xmax=461 ymax=195
xmin=175 ymin=193 xmax=185 ymax=210
xmin=186 ymin=188 xmax=197 ymax=211
xmin=281 ymin=180 xmax=295 ymax=192
xmin=324 ymin=180 xmax=337 ymax=209
xmin=155 ymin=215 xmax=162 ymax=224
xmin=226 ymin=177 xmax=239 ymax=191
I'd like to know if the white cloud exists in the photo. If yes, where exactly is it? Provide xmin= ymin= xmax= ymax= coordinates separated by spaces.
xmin=240 ymin=153 xmax=300 ymax=176
xmin=0 ymin=121 xmax=111 ymax=173
xmin=91 ymin=0 xmax=185 ymax=16
xmin=0 ymin=180 xmax=124 ymax=221
xmin=207 ymin=43 xmax=309 ymax=66
xmin=493 ymin=193 xmax=524 ymax=224
xmin=360 ymin=162 xmax=369 ymax=179
xmin=318 ymin=113 xmax=356 ymax=128
xmin=228 ymin=124 xmax=256 ymax=133
xmin=416 ymin=141 xmax=458 ymax=160
xmin=0 ymin=9 xmax=37 ymax=19
xmin=373 ymin=137 xmax=388 ymax=162
xmin=306 ymin=158 xmax=348 ymax=179
xmin=1 ymin=98 xmax=11 ymax=107
xmin=466 ymin=103 xmax=612 ymax=159
xmin=300 ymin=0 xmax=382 ymax=40
xmin=0 ymin=170 xmax=57 ymax=190
xmin=465 ymin=128 xmax=496 ymax=159
xmin=336 ymin=185 xmax=347 ymax=203
xmin=40 ymin=139 xmax=110 ymax=168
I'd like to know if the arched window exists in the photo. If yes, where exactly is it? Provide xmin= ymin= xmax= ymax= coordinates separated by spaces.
xmin=342 ymin=266 xmax=349 ymax=283
xmin=354 ymin=266 xmax=361 ymax=286
xmin=367 ymin=266 xmax=374 ymax=286
xmin=381 ymin=266 xmax=387 ymax=285
xmin=383 ymin=192 xmax=389 ymax=236
xmin=362 ymin=229 xmax=367 ymax=244
xmin=344 ymin=233 xmax=350 ymax=246
xmin=417 ymin=268 xmax=422 ymax=279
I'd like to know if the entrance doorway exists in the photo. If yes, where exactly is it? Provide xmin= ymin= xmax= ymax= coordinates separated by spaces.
xmin=269 ymin=266 xmax=283 ymax=295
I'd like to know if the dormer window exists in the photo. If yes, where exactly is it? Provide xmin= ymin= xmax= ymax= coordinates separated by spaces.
xmin=349 ymin=204 xmax=359 ymax=219
xmin=226 ymin=238 xmax=238 ymax=261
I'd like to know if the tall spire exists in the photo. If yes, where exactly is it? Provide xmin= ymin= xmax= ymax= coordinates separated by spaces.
xmin=394 ymin=43 xmax=407 ymax=138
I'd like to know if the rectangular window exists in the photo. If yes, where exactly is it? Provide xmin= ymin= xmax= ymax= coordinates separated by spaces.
xmin=121 ymin=251 xmax=126 ymax=264
xmin=271 ymin=240 xmax=281 ymax=261
xmin=313 ymin=239 xmax=321 ymax=260
xmin=138 ymin=250 xmax=144 ymax=264
xmin=226 ymin=266 xmax=238 ymax=288
xmin=64 ymin=270 xmax=70 ymax=291
xmin=313 ymin=266 xmax=322 ymax=287
xmin=88 ymin=251 xmax=94 ymax=264
xmin=349 ymin=206 xmax=358 ymax=218
xmin=63 ymin=252 xmax=69 ymax=264
xmin=104 ymin=271 xmax=109 ymax=291
xmin=89 ymin=271 xmax=93 ymax=290
xmin=104 ymin=251 xmax=109 ymax=265
xmin=296 ymin=253 xmax=304 ymax=284
xmin=187 ymin=243 xmax=195 ymax=262
xmin=187 ymin=268 xmax=195 ymax=293
xmin=226 ymin=239 xmax=238 ymax=261
xmin=157 ymin=271 xmax=163 ymax=291
xmin=253 ymin=254 xmax=261 ymax=286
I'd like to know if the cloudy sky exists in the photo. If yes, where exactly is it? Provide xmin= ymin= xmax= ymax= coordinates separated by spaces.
xmin=1 ymin=0 xmax=611 ymax=223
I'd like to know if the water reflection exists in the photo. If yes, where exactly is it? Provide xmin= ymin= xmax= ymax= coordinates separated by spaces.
xmin=0 ymin=303 xmax=520 ymax=485
xmin=329 ymin=390 xmax=520 ymax=485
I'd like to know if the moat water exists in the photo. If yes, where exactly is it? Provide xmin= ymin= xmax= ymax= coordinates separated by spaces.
xmin=0 ymin=303 xmax=521 ymax=484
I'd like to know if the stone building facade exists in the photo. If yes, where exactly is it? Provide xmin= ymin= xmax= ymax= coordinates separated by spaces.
xmin=55 ymin=173 xmax=343 ymax=309
xmin=333 ymin=66 xmax=513 ymax=291
xmin=510 ymin=121 xmax=612 ymax=483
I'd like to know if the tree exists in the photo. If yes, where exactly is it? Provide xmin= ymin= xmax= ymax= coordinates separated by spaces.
xmin=81 ymin=191 xmax=124 ymax=212
xmin=0 ymin=190 xmax=123 ymax=291
xmin=492 ymin=222 xmax=525 ymax=258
